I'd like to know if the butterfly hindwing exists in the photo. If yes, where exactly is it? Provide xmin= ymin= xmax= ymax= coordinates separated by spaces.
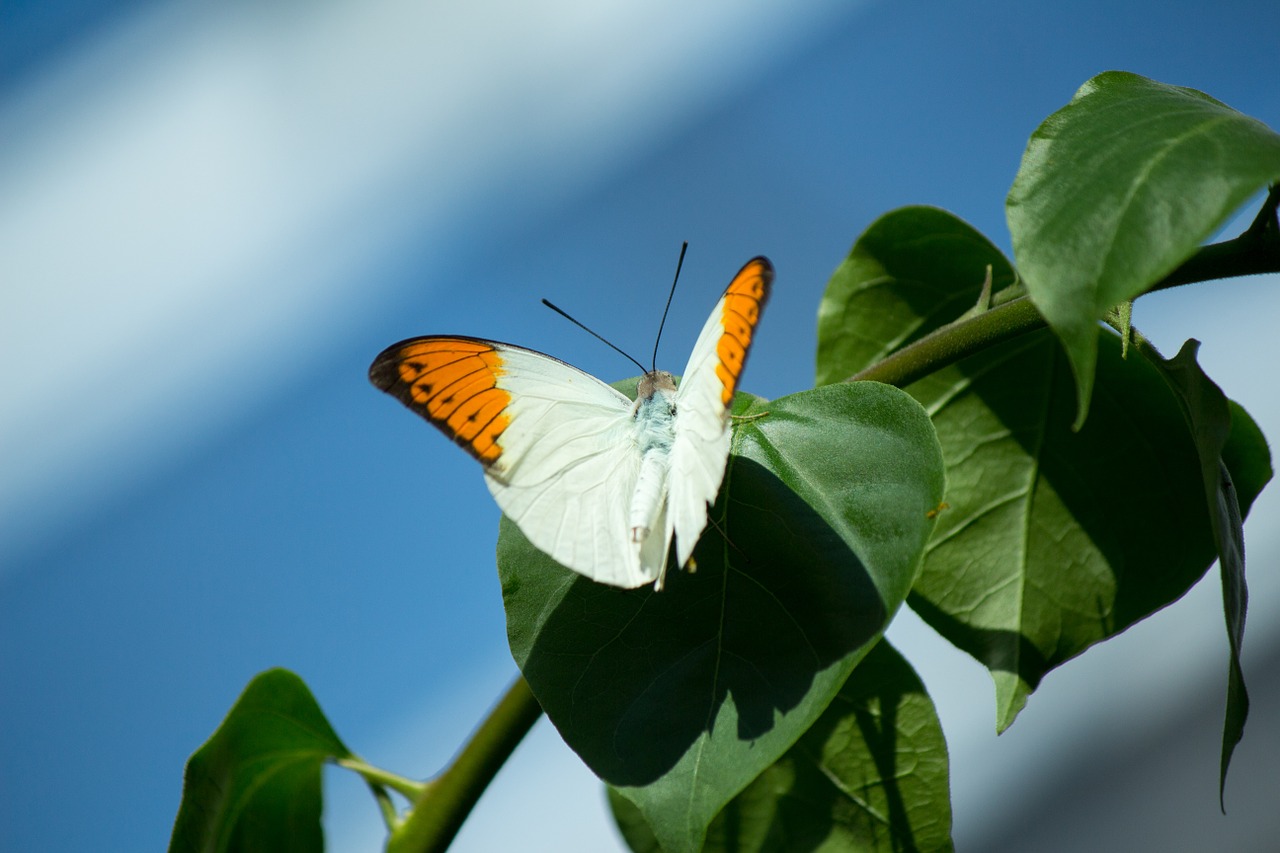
xmin=668 ymin=257 xmax=773 ymax=567
xmin=370 ymin=336 xmax=662 ymax=588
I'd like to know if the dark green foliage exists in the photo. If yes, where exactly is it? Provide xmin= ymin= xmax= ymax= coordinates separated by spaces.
xmin=610 ymin=640 xmax=953 ymax=852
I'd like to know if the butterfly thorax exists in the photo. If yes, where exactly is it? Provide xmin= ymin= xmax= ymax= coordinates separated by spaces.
xmin=629 ymin=370 xmax=677 ymax=545
xmin=633 ymin=370 xmax=677 ymax=443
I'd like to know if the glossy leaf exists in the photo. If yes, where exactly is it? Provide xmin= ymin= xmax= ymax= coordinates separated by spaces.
xmin=815 ymin=206 xmax=1016 ymax=387
xmin=1007 ymin=71 xmax=1280 ymax=426
xmin=815 ymin=208 xmax=1271 ymax=731
xmin=610 ymin=639 xmax=953 ymax=852
xmin=499 ymin=382 xmax=945 ymax=853
xmin=169 ymin=669 xmax=351 ymax=853
xmin=910 ymin=330 xmax=1268 ymax=729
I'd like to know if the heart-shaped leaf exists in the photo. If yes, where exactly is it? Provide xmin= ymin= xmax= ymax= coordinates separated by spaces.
xmin=1007 ymin=71 xmax=1280 ymax=427
xmin=609 ymin=638 xmax=953 ymax=852
xmin=169 ymin=669 xmax=351 ymax=853
xmin=499 ymin=382 xmax=945 ymax=853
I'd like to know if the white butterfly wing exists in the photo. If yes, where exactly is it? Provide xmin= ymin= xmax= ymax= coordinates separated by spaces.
xmin=369 ymin=336 xmax=659 ymax=588
xmin=668 ymin=257 xmax=773 ymax=568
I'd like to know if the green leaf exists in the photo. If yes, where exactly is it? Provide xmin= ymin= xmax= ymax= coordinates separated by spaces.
xmin=1007 ymin=70 xmax=1280 ymax=427
xmin=909 ymin=330 xmax=1270 ymax=730
xmin=500 ymin=383 xmax=945 ymax=853
xmin=609 ymin=795 xmax=663 ymax=853
xmin=169 ymin=669 xmax=352 ymax=853
xmin=1222 ymin=399 xmax=1274 ymax=515
xmin=1144 ymin=339 xmax=1274 ymax=807
xmin=814 ymin=210 xmax=1270 ymax=732
xmin=610 ymin=639 xmax=953 ymax=852
xmin=816 ymin=206 xmax=1017 ymax=386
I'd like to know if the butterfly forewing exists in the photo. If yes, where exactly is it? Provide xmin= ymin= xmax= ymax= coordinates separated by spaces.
xmin=370 ymin=336 xmax=662 ymax=587
xmin=668 ymin=257 xmax=773 ymax=567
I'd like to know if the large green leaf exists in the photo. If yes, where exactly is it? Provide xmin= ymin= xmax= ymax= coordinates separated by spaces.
xmin=815 ymin=208 xmax=1271 ymax=732
xmin=1007 ymin=71 xmax=1280 ymax=427
xmin=815 ymin=206 xmax=1016 ymax=388
xmin=500 ymin=383 xmax=945 ymax=853
xmin=169 ymin=669 xmax=351 ymax=853
xmin=909 ymin=329 xmax=1268 ymax=729
xmin=610 ymin=638 xmax=953 ymax=852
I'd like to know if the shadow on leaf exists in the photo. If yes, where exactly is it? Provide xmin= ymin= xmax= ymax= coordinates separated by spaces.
xmin=508 ymin=455 xmax=886 ymax=786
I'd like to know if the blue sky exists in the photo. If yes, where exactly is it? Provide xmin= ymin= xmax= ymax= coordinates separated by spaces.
xmin=2 ymin=1 xmax=1279 ymax=850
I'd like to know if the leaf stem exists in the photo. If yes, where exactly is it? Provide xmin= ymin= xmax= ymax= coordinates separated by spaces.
xmin=387 ymin=675 xmax=544 ymax=853
xmin=336 ymin=756 xmax=428 ymax=802
xmin=849 ymin=209 xmax=1280 ymax=388
xmin=373 ymin=783 xmax=406 ymax=832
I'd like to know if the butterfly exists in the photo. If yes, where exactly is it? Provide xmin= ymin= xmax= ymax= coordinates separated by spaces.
xmin=368 ymin=256 xmax=773 ymax=590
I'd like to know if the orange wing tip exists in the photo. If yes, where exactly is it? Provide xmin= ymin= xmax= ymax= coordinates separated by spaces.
xmin=370 ymin=337 xmax=512 ymax=465
xmin=714 ymin=258 xmax=773 ymax=406
xmin=728 ymin=258 xmax=773 ymax=298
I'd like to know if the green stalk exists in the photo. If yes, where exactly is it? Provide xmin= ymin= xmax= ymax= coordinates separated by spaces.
xmin=850 ymin=296 xmax=1043 ymax=387
xmin=388 ymin=675 xmax=543 ymax=853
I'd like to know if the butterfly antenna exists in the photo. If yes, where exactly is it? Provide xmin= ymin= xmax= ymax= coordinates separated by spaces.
xmin=541 ymin=298 xmax=648 ymax=375
xmin=651 ymin=241 xmax=688 ymax=372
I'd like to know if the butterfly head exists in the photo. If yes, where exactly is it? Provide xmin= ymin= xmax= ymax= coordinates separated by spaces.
xmin=637 ymin=370 xmax=677 ymax=401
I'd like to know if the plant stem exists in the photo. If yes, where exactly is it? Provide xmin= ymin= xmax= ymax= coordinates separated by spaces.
xmin=1148 ymin=225 xmax=1280 ymax=292
xmin=387 ymin=675 xmax=543 ymax=853
xmin=851 ymin=297 xmax=1043 ymax=387
xmin=850 ymin=213 xmax=1280 ymax=389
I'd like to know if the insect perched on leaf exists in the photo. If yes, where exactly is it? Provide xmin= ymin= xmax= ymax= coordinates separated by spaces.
xmin=369 ymin=255 xmax=772 ymax=589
